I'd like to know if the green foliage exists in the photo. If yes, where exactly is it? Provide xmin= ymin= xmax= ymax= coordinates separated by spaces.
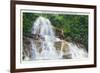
xmin=23 ymin=12 xmax=88 ymax=50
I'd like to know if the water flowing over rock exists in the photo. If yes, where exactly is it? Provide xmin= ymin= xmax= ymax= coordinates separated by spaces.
xmin=31 ymin=16 xmax=60 ymax=60
xmin=23 ymin=16 xmax=88 ymax=61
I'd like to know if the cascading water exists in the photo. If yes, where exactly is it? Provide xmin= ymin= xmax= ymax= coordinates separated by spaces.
xmin=31 ymin=16 xmax=60 ymax=60
xmin=68 ymin=43 xmax=88 ymax=59
xmin=30 ymin=16 xmax=88 ymax=60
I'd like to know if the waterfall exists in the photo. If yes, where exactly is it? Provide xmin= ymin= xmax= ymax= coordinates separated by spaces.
xmin=29 ymin=16 xmax=88 ymax=60
xmin=31 ymin=16 xmax=60 ymax=60
xmin=32 ymin=16 xmax=55 ymax=40
xmin=68 ymin=43 xmax=88 ymax=59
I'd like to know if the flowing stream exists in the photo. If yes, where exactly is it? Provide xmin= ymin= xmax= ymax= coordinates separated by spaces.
xmin=30 ymin=16 xmax=88 ymax=60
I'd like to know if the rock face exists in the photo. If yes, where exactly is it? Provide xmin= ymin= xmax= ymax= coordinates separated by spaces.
xmin=54 ymin=40 xmax=70 ymax=56
xmin=22 ymin=36 xmax=70 ymax=60
xmin=23 ymin=37 xmax=32 ymax=60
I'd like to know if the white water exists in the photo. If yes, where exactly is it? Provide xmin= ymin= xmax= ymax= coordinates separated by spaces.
xmin=31 ymin=16 xmax=88 ymax=60
xmin=68 ymin=43 xmax=88 ymax=59
xmin=31 ymin=16 xmax=60 ymax=60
